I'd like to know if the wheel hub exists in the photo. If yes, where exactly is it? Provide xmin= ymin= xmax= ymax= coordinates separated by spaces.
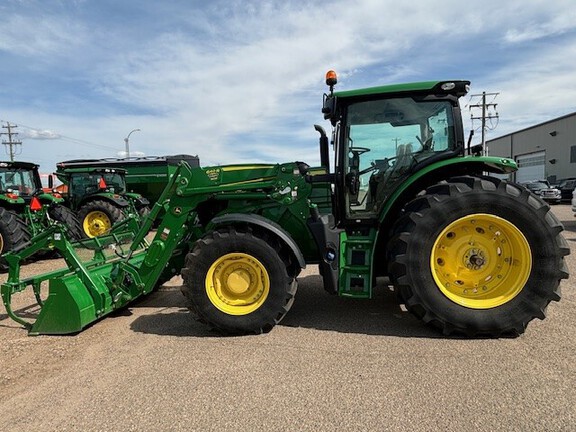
xmin=206 ymin=253 xmax=270 ymax=315
xmin=226 ymin=269 xmax=252 ymax=294
xmin=83 ymin=211 xmax=111 ymax=238
xmin=465 ymin=248 xmax=487 ymax=270
xmin=431 ymin=213 xmax=532 ymax=309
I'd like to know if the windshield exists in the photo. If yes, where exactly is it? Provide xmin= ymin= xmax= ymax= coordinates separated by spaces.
xmin=70 ymin=172 xmax=126 ymax=196
xmin=0 ymin=167 xmax=38 ymax=195
xmin=342 ymin=98 xmax=456 ymax=217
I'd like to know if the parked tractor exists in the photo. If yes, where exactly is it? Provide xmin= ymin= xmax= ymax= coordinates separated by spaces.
xmin=0 ymin=161 xmax=82 ymax=270
xmin=1 ymin=71 xmax=569 ymax=337
xmin=54 ymin=165 xmax=150 ymax=237
xmin=52 ymin=155 xmax=200 ymax=207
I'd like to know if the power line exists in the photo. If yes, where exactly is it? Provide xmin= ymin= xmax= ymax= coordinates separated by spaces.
xmin=1 ymin=122 xmax=23 ymax=161
xmin=469 ymin=91 xmax=500 ymax=156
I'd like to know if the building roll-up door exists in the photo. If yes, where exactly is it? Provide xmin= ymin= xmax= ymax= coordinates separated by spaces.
xmin=515 ymin=151 xmax=545 ymax=183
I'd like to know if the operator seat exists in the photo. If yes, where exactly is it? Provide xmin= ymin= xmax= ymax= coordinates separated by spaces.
xmin=366 ymin=143 xmax=415 ymax=211
xmin=395 ymin=143 xmax=413 ymax=174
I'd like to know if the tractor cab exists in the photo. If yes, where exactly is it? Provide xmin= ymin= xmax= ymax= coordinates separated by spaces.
xmin=321 ymin=71 xmax=470 ymax=223
xmin=55 ymin=165 xmax=150 ymax=238
xmin=61 ymin=167 xmax=128 ymax=209
xmin=0 ymin=161 xmax=43 ymax=202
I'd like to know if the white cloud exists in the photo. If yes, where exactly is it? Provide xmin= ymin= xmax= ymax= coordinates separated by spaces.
xmin=21 ymin=129 xmax=61 ymax=140
xmin=504 ymin=4 xmax=576 ymax=43
xmin=0 ymin=14 xmax=87 ymax=58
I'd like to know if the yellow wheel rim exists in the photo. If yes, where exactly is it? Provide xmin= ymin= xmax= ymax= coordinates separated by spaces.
xmin=206 ymin=253 xmax=270 ymax=315
xmin=83 ymin=211 xmax=112 ymax=238
xmin=0 ymin=233 xmax=4 ymax=254
xmin=431 ymin=213 xmax=532 ymax=309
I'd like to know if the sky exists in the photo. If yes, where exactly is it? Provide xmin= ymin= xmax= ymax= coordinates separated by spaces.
xmin=1 ymin=0 xmax=575 ymax=174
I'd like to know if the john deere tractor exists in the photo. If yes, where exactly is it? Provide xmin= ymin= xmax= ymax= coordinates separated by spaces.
xmin=54 ymin=165 xmax=150 ymax=237
xmin=1 ymin=71 xmax=569 ymax=337
xmin=0 ymin=161 xmax=82 ymax=270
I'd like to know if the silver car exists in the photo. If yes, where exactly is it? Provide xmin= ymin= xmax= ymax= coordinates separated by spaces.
xmin=521 ymin=180 xmax=562 ymax=204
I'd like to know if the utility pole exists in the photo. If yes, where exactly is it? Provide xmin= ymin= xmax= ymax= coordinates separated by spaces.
xmin=469 ymin=91 xmax=499 ymax=156
xmin=392 ymin=137 xmax=401 ymax=151
xmin=1 ymin=122 xmax=23 ymax=161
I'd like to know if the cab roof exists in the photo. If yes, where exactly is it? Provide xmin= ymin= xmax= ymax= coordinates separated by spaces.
xmin=334 ymin=80 xmax=470 ymax=99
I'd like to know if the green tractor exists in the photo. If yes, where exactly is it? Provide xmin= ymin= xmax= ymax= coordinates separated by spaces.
xmin=51 ymin=155 xmax=200 ymax=207
xmin=54 ymin=165 xmax=151 ymax=238
xmin=0 ymin=161 xmax=82 ymax=270
xmin=1 ymin=71 xmax=569 ymax=337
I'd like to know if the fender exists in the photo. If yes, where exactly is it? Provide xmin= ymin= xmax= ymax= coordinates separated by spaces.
xmin=37 ymin=192 xmax=64 ymax=204
xmin=210 ymin=213 xmax=306 ymax=270
xmin=124 ymin=192 xmax=150 ymax=207
xmin=380 ymin=155 xmax=517 ymax=223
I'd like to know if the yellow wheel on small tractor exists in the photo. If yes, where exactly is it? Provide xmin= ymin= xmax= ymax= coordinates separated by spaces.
xmin=77 ymin=200 xmax=124 ymax=238
xmin=388 ymin=176 xmax=569 ymax=337
xmin=181 ymin=227 xmax=298 ymax=334
xmin=431 ymin=214 xmax=531 ymax=309
xmin=205 ymin=252 xmax=270 ymax=315
xmin=83 ymin=210 xmax=113 ymax=238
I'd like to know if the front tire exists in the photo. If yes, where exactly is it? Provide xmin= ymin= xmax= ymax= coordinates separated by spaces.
xmin=388 ymin=176 xmax=569 ymax=337
xmin=181 ymin=227 xmax=297 ymax=334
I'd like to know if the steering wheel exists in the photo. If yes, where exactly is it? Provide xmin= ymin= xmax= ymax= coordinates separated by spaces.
xmin=349 ymin=147 xmax=371 ymax=157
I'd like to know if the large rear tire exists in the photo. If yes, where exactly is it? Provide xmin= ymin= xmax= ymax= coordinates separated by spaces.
xmin=78 ymin=200 xmax=124 ymax=238
xmin=387 ymin=176 xmax=569 ymax=337
xmin=0 ymin=208 xmax=31 ymax=272
xmin=181 ymin=226 xmax=297 ymax=334
xmin=49 ymin=205 xmax=83 ymax=241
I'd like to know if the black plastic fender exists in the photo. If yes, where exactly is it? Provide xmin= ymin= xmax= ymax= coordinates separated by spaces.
xmin=210 ymin=213 xmax=306 ymax=270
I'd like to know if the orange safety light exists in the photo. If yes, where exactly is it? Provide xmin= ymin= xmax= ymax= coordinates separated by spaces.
xmin=30 ymin=196 xmax=43 ymax=211
xmin=98 ymin=177 xmax=107 ymax=189
xmin=325 ymin=70 xmax=338 ymax=87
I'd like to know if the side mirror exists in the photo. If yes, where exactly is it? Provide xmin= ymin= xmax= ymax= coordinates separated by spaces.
xmin=322 ymin=94 xmax=337 ymax=125
xmin=48 ymin=174 xmax=54 ymax=189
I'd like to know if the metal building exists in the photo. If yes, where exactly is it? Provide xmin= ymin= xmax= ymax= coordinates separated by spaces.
xmin=486 ymin=111 xmax=576 ymax=185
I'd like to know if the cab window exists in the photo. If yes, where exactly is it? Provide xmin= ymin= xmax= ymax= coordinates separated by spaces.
xmin=343 ymin=98 xmax=454 ymax=217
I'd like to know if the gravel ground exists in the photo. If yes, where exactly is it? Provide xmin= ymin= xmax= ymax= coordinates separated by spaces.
xmin=1 ymin=205 xmax=575 ymax=431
